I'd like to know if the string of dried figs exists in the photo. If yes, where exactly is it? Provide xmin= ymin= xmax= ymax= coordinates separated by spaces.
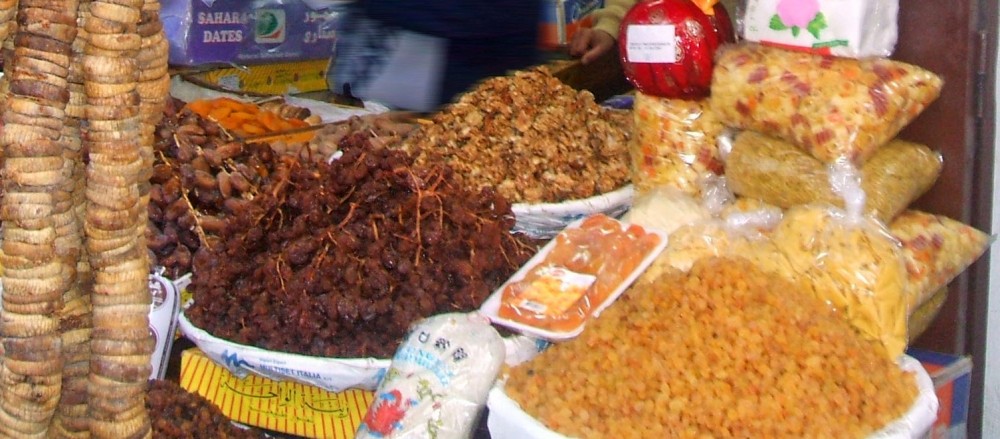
xmin=186 ymin=133 xmax=537 ymax=358
xmin=0 ymin=0 xmax=80 ymax=434
xmin=148 ymin=98 xmax=289 ymax=279
xmin=81 ymin=0 xmax=157 ymax=436
xmin=50 ymin=0 xmax=92 ymax=435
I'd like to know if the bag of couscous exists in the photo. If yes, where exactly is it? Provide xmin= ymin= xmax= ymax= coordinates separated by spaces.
xmin=710 ymin=43 xmax=943 ymax=166
xmin=726 ymin=131 xmax=943 ymax=223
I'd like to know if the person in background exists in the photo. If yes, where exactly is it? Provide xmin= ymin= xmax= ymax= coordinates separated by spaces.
xmin=568 ymin=0 xmax=636 ymax=64
xmin=330 ymin=1 xmax=542 ymax=112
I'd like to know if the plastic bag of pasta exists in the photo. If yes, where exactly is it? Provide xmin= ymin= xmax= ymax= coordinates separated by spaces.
xmin=637 ymin=203 xmax=783 ymax=281
xmin=889 ymin=210 xmax=991 ymax=309
xmin=769 ymin=205 xmax=910 ymax=359
xmin=726 ymin=131 xmax=943 ymax=223
xmin=710 ymin=43 xmax=943 ymax=165
xmin=630 ymin=93 xmax=726 ymax=195
xmin=908 ymin=287 xmax=947 ymax=343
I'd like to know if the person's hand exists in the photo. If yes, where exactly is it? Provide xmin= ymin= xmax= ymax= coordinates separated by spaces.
xmin=569 ymin=28 xmax=616 ymax=65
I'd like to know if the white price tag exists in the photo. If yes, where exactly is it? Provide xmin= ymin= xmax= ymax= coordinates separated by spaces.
xmin=626 ymin=24 xmax=677 ymax=63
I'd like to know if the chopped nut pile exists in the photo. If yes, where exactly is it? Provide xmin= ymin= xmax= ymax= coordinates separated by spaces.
xmin=400 ymin=67 xmax=632 ymax=203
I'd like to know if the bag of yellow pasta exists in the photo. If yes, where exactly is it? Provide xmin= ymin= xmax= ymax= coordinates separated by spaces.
xmin=726 ymin=132 xmax=942 ymax=223
xmin=630 ymin=93 xmax=726 ymax=195
xmin=770 ymin=206 xmax=910 ymax=359
xmin=710 ymin=43 xmax=943 ymax=166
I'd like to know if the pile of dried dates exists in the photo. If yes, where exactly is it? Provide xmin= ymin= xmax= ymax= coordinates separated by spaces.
xmin=186 ymin=133 xmax=537 ymax=358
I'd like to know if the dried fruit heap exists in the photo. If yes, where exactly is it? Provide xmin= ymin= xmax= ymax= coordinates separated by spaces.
xmin=187 ymin=134 xmax=536 ymax=358
xmin=148 ymin=99 xmax=290 ymax=278
xmin=400 ymin=67 xmax=631 ymax=204
xmin=506 ymin=257 xmax=917 ymax=438
xmin=147 ymin=380 xmax=262 ymax=439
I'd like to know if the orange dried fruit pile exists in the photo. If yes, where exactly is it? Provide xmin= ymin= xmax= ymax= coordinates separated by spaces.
xmin=185 ymin=97 xmax=309 ymax=138
xmin=505 ymin=257 xmax=918 ymax=439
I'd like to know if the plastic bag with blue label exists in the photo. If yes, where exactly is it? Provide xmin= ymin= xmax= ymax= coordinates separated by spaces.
xmin=357 ymin=313 xmax=506 ymax=439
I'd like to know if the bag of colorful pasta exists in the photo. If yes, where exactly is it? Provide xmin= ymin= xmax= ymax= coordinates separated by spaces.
xmin=710 ymin=43 xmax=943 ymax=166
xmin=889 ymin=210 xmax=991 ymax=309
xmin=630 ymin=93 xmax=726 ymax=195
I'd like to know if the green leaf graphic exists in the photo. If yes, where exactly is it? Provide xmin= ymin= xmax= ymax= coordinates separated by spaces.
xmin=769 ymin=14 xmax=788 ymax=31
xmin=807 ymin=12 xmax=828 ymax=39
xmin=791 ymin=26 xmax=800 ymax=37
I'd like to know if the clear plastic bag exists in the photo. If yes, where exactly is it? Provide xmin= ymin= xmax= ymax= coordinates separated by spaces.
xmin=889 ymin=210 xmax=991 ymax=308
xmin=620 ymin=185 xmax=713 ymax=235
xmin=638 ymin=205 xmax=781 ymax=279
xmin=726 ymin=131 xmax=942 ymax=223
xmin=356 ymin=313 xmax=505 ymax=439
xmin=489 ymin=215 xmax=666 ymax=338
xmin=630 ymin=93 xmax=726 ymax=194
xmin=710 ymin=43 xmax=943 ymax=165
xmin=769 ymin=205 xmax=909 ymax=359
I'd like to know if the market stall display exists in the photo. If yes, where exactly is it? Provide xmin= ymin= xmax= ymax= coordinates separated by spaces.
xmin=0 ymin=0 xmax=986 ymax=433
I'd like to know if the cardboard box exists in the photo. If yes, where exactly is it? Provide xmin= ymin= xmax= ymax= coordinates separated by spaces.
xmin=163 ymin=0 xmax=346 ymax=66
xmin=907 ymin=348 xmax=973 ymax=439
xmin=184 ymin=59 xmax=332 ymax=95
xmin=539 ymin=0 xmax=604 ymax=49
